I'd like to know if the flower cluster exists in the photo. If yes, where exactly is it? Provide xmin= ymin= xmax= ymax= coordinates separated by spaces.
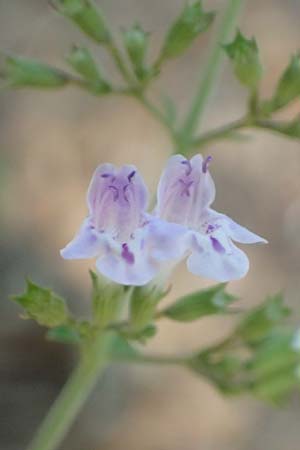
xmin=61 ymin=154 xmax=266 ymax=285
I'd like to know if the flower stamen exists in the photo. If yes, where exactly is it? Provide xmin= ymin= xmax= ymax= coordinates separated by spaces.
xmin=202 ymin=156 xmax=213 ymax=173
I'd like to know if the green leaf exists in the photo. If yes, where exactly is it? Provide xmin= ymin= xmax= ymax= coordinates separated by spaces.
xmin=90 ymin=270 xmax=124 ymax=327
xmin=109 ymin=333 xmax=140 ymax=361
xmin=160 ymin=1 xmax=215 ymax=60
xmin=236 ymin=293 xmax=291 ymax=345
xmin=1 ymin=55 xmax=69 ymax=88
xmin=13 ymin=280 xmax=69 ymax=327
xmin=223 ymin=30 xmax=263 ymax=89
xmin=123 ymin=23 xmax=150 ymax=81
xmin=47 ymin=324 xmax=81 ymax=344
xmin=66 ymin=46 xmax=111 ymax=93
xmin=270 ymin=53 xmax=300 ymax=110
xmin=53 ymin=0 xmax=110 ymax=44
xmin=163 ymin=283 xmax=237 ymax=322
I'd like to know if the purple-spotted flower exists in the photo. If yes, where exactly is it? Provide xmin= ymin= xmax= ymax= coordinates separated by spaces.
xmin=156 ymin=154 xmax=267 ymax=282
xmin=61 ymin=163 xmax=186 ymax=285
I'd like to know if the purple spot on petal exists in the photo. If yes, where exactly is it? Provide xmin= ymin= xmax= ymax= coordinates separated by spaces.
xmin=121 ymin=243 xmax=135 ymax=265
xmin=206 ymin=224 xmax=215 ymax=234
xmin=202 ymin=156 xmax=212 ymax=173
xmin=210 ymin=236 xmax=226 ymax=254
xmin=101 ymin=173 xmax=111 ymax=178
xmin=128 ymin=170 xmax=136 ymax=182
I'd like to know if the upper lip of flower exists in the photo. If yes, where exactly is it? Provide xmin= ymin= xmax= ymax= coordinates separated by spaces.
xmin=155 ymin=153 xmax=267 ymax=282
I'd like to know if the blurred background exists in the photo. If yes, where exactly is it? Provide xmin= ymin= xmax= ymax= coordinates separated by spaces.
xmin=1 ymin=0 xmax=300 ymax=449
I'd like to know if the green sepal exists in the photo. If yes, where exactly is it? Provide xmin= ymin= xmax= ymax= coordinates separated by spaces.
xmin=129 ymin=282 xmax=167 ymax=331
xmin=66 ymin=46 xmax=111 ymax=93
xmin=53 ymin=0 xmax=110 ymax=44
xmin=163 ymin=283 xmax=237 ymax=322
xmin=223 ymin=30 xmax=263 ymax=89
xmin=13 ymin=280 xmax=69 ymax=327
xmin=251 ymin=365 xmax=300 ymax=404
xmin=236 ymin=293 xmax=290 ymax=345
xmin=47 ymin=324 xmax=81 ymax=344
xmin=1 ymin=54 xmax=69 ymax=88
xmin=270 ymin=53 xmax=300 ymax=110
xmin=90 ymin=270 xmax=124 ymax=328
xmin=245 ymin=329 xmax=300 ymax=379
xmin=160 ymin=1 xmax=215 ymax=60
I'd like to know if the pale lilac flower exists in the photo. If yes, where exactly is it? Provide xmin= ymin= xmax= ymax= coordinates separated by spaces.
xmin=61 ymin=163 xmax=186 ymax=285
xmin=156 ymin=154 xmax=267 ymax=282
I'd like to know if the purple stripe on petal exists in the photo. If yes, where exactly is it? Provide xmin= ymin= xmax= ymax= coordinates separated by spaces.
xmin=202 ymin=156 xmax=212 ymax=173
xmin=210 ymin=236 xmax=226 ymax=254
xmin=108 ymin=185 xmax=119 ymax=201
xmin=121 ymin=243 xmax=135 ymax=265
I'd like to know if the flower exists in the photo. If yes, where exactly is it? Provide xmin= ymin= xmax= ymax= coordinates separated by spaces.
xmin=61 ymin=163 xmax=186 ymax=285
xmin=156 ymin=154 xmax=267 ymax=282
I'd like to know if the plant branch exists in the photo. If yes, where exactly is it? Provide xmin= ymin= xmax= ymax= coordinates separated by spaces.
xmin=179 ymin=0 xmax=245 ymax=152
xmin=191 ymin=116 xmax=249 ymax=149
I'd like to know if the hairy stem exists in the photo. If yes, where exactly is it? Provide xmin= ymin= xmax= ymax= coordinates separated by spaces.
xmin=179 ymin=0 xmax=245 ymax=152
xmin=26 ymin=332 xmax=115 ymax=450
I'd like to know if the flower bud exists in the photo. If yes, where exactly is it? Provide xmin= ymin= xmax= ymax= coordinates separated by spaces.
xmin=66 ymin=46 xmax=111 ymax=93
xmin=53 ymin=0 xmax=111 ymax=44
xmin=123 ymin=24 xmax=149 ymax=80
xmin=224 ymin=30 xmax=263 ymax=89
xmin=1 ymin=54 xmax=69 ymax=87
xmin=160 ymin=1 xmax=215 ymax=59
xmin=271 ymin=53 xmax=300 ymax=110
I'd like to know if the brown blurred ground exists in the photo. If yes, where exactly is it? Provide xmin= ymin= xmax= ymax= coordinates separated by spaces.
xmin=1 ymin=1 xmax=300 ymax=449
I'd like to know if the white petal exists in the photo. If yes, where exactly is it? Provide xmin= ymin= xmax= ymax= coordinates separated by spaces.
xmin=204 ymin=209 xmax=267 ymax=244
xmin=60 ymin=218 xmax=104 ymax=259
xmin=146 ymin=218 xmax=189 ymax=261
xmin=95 ymin=230 xmax=158 ymax=286
xmin=187 ymin=232 xmax=250 ymax=282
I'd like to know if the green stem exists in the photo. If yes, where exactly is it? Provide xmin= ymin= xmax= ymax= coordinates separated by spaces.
xmin=107 ymin=42 xmax=135 ymax=86
xmin=179 ymin=0 xmax=245 ymax=151
xmin=26 ymin=332 xmax=115 ymax=450
xmin=192 ymin=116 xmax=248 ymax=149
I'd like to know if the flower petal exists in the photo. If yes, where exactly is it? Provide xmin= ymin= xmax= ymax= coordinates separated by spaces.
xmin=95 ymin=230 xmax=158 ymax=286
xmin=145 ymin=217 xmax=189 ymax=261
xmin=156 ymin=154 xmax=215 ymax=227
xmin=204 ymin=209 xmax=267 ymax=244
xmin=60 ymin=218 xmax=104 ymax=259
xmin=187 ymin=232 xmax=250 ymax=282
xmin=86 ymin=163 xmax=148 ymax=240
